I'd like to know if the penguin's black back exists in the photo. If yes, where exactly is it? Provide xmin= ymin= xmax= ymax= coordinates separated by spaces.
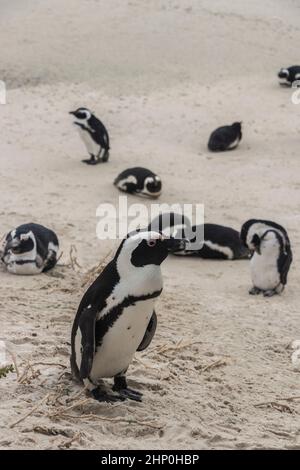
xmin=70 ymin=257 xmax=121 ymax=380
xmin=88 ymin=114 xmax=110 ymax=149
xmin=208 ymin=123 xmax=242 ymax=152
xmin=190 ymin=224 xmax=249 ymax=259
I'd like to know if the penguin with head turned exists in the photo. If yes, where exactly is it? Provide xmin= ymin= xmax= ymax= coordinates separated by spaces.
xmin=240 ymin=219 xmax=292 ymax=296
xmin=70 ymin=231 xmax=185 ymax=402
xmin=69 ymin=107 xmax=110 ymax=165
xmin=1 ymin=223 xmax=59 ymax=275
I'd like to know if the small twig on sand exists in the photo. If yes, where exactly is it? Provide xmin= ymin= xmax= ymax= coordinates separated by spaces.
xmin=10 ymin=394 xmax=50 ymax=428
xmin=50 ymin=398 xmax=91 ymax=418
xmin=18 ymin=362 xmax=41 ymax=384
xmin=81 ymin=249 xmax=113 ymax=287
xmin=52 ymin=412 xmax=163 ymax=430
xmin=200 ymin=359 xmax=227 ymax=373
xmin=30 ymin=362 xmax=67 ymax=369
xmin=69 ymin=245 xmax=82 ymax=271
xmin=254 ymin=401 xmax=293 ymax=413
xmin=255 ymin=396 xmax=300 ymax=407
xmin=155 ymin=339 xmax=201 ymax=355
xmin=58 ymin=432 xmax=82 ymax=449
xmin=56 ymin=251 xmax=64 ymax=263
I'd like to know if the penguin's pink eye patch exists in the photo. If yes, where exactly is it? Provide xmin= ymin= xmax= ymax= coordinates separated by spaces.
xmin=147 ymin=239 xmax=157 ymax=247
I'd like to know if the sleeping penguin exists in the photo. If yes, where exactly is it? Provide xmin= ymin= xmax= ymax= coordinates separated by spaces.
xmin=1 ymin=223 xmax=59 ymax=275
xmin=208 ymin=122 xmax=242 ymax=152
xmin=70 ymin=231 xmax=185 ymax=402
xmin=69 ymin=107 xmax=110 ymax=165
xmin=278 ymin=66 xmax=300 ymax=86
xmin=114 ymin=167 xmax=162 ymax=198
xmin=248 ymin=229 xmax=292 ymax=297
xmin=148 ymin=213 xmax=249 ymax=260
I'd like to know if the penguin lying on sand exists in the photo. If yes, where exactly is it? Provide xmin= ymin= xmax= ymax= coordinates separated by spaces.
xmin=69 ymin=107 xmax=110 ymax=165
xmin=114 ymin=167 xmax=162 ymax=198
xmin=148 ymin=213 xmax=249 ymax=260
xmin=278 ymin=66 xmax=300 ymax=86
xmin=1 ymin=223 xmax=59 ymax=275
xmin=208 ymin=122 xmax=242 ymax=152
xmin=240 ymin=219 xmax=292 ymax=296
xmin=70 ymin=231 xmax=185 ymax=402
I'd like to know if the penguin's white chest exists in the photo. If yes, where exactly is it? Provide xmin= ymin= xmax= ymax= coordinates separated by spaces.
xmin=250 ymin=252 xmax=280 ymax=290
xmin=228 ymin=136 xmax=240 ymax=149
xmin=77 ymin=127 xmax=98 ymax=155
xmin=90 ymin=298 xmax=156 ymax=380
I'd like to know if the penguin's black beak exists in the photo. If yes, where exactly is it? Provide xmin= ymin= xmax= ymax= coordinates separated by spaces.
xmin=165 ymin=237 xmax=187 ymax=252
xmin=69 ymin=111 xmax=75 ymax=115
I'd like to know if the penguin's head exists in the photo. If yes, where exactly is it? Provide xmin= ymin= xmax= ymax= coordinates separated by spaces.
xmin=142 ymin=176 xmax=162 ymax=198
xmin=117 ymin=231 xmax=186 ymax=268
xmin=278 ymin=68 xmax=289 ymax=79
xmin=232 ymin=122 xmax=242 ymax=133
xmin=5 ymin=230 xmax=35 ymax=256
xmin=69 ymin=107 xmax=92 ymax=123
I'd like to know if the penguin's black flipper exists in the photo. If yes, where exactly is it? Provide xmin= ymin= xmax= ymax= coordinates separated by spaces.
xmin=78 ymin=306 xmax=97 ymax=380
xmin=137 ymin=311 xmax=157 ymax=352
xmin=278 ymin=247 xmax=293 ymax=286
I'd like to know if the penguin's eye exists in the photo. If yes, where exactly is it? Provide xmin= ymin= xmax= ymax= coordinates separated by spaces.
xmin=147 ymin=239 xmax=157 ymax=248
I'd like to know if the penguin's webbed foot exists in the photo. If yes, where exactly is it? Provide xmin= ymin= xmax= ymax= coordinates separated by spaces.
xmin=91 ymin=388 xmax=126 ymax=403
xmin=263 ymin=289 xmax=277 ymax=297
xmin=113 ymin=387 xmax=143 ymax=402
xmin=113 ymin=375 xmax=143 ymax=402
xmin=82 ymin=158 xmax=99 ymax=165
xmin=249 ymin=286 xmax=261 ymax=295
xmin=101 ymin=150 xmax=110 ymax=163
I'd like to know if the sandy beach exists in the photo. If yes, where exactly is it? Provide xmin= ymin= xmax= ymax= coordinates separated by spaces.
xmin=0 ymin=0 xmax=300 ymax=450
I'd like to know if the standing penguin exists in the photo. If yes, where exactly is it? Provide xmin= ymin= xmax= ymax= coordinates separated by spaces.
xmin=1 ymin=223 xmax=59 ymax=275
xmin=69 ymin=107 xmax=110 ymax=165
xmin=208 ymin=122 xmax=242 ymax=152
xmin=248 ymin=229 xmax=292 ymax=296
xmin=278 ymin=66 xmax=300 ymax=86
xmin=114 ymin=167 xmax=162 ymax=198
xmin=70 ymin=231 xmax=185 ymax=402
xmin=148 ymin=213 xmax=249 ymax=260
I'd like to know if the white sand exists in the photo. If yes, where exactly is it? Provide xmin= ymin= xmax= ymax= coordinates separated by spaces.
xmin=0 ymin=0 xmax=300 ymax=450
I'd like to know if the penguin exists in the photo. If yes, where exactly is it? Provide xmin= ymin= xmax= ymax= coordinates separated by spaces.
xmin=278 ymin=66 xmax=300 ymax=86
xmin=208 ymin=122 xmax=242 ymax=152
xmin=148 ymin=213 xmax=250 ymax=260
xmin=69 ymin=107 xmax=110 ymax=165
xmin=1 ymin=223 xmax=59 ymax=275
xmin=114 ymin=167 xmax=162 ymax=198
xmin=240 ymin=218 xmax=291 ymax=252
xmin=70 ymin=231 xmax=185 ymax=402
xmin=248 ymin=229 xmax=292 ymax=297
